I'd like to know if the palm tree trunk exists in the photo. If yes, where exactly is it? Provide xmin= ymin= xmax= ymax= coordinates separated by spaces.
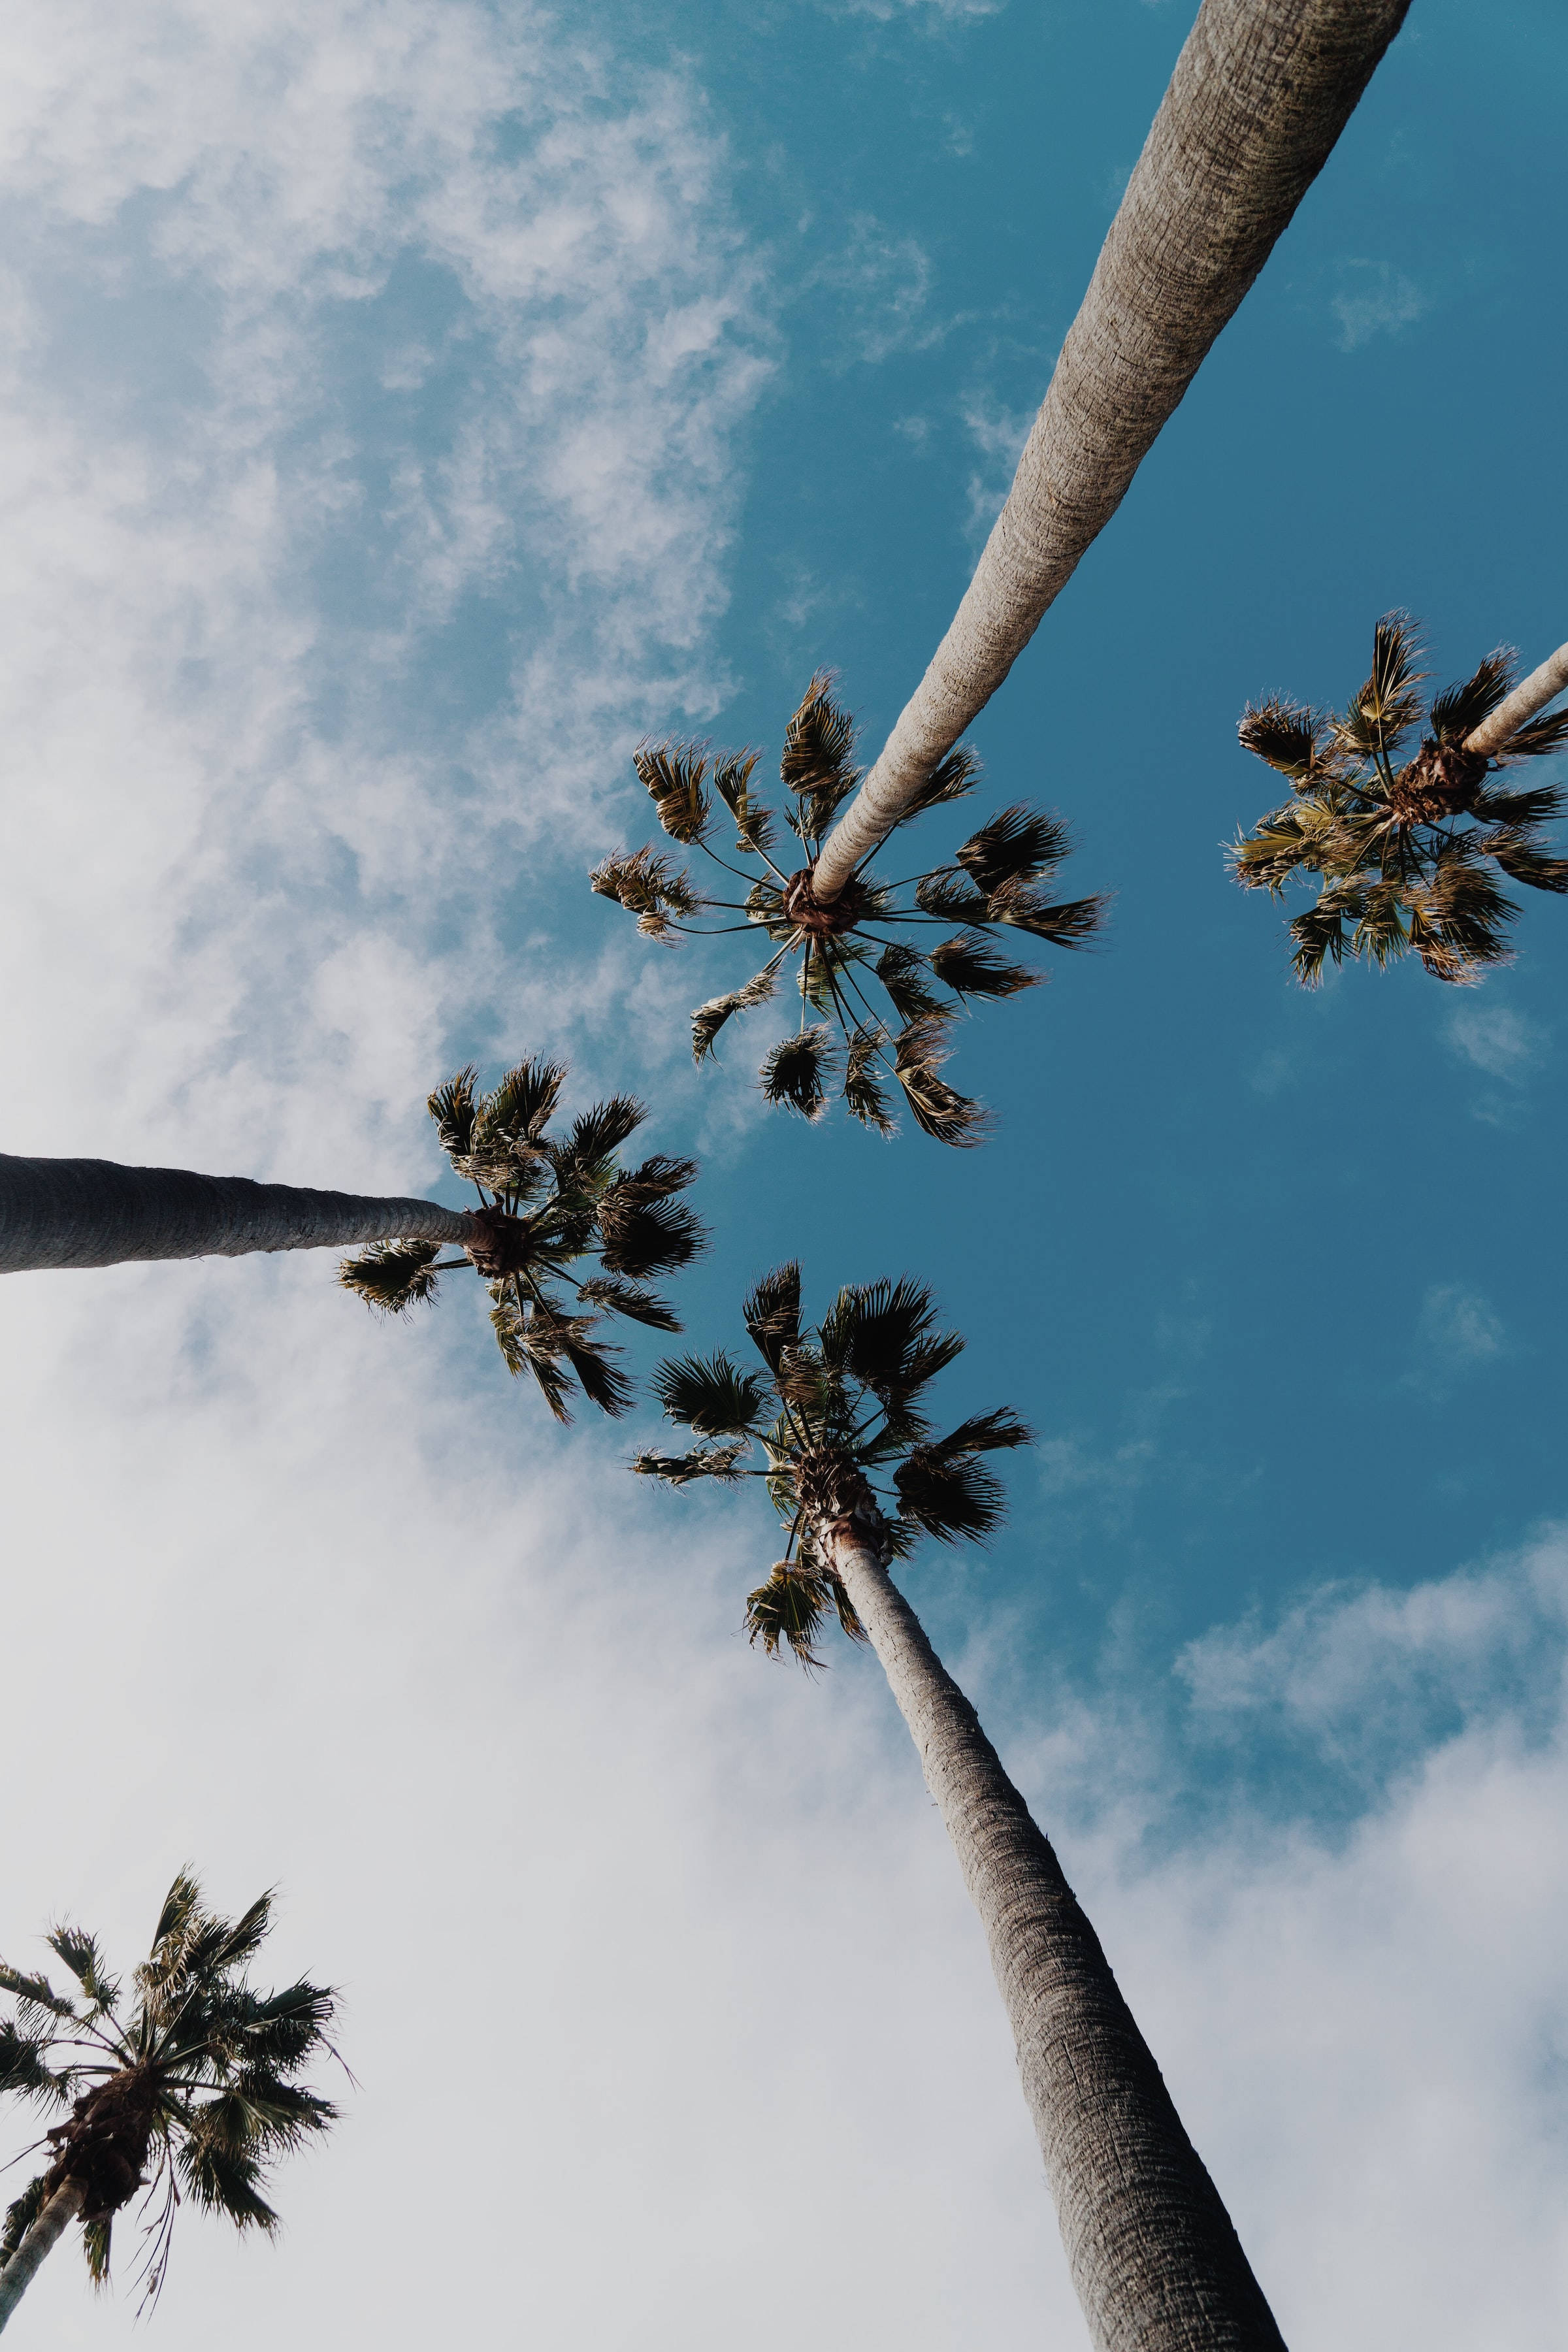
xmin=0 ymin=1154 xmax=480 ymax=1275
xmin=1464 ymin=639 xmax=1568 ymax=759
xmin=0 ymin=2180 xmax=86 ymax=2333
xmin=813 ymin=0 xmax=1410 ymax=901
xmin=821 ymin=1516 xmax=1286 ymax=2352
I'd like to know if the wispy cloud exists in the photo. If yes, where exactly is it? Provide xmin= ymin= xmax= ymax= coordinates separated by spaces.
xmin=1446 ymin=1001 xmax=1548 ymax=1082
xmin=1331 ymin=259 xmax=1428 ymax=351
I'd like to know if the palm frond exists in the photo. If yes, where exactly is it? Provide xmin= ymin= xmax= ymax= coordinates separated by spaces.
xmin=634 ymin=742 xmax=711 ymax=845
xmin=873 ymin=942 xmax=946 ymax=1024
xmin=1500 ymin=706 xmax=1568 ymax=759
xmin=759 ymin=1025 xmax=839 ymax=1120
xmin=174 ymin=2136 xmax=279 ymax=2234
xmin=1488 ymin=835 xmax=1568 ymax=894
xmin=0 ymin=2021 xmax=67 ymax=2104
xmin=596 ymin=1177 xmax=704 ymax=1279
xmin=653 ymin=1350 xmax=770 ymax=1435
xmin=955 ymin=804 xmax=1071 ymax=894
xmin=43 ymin=1927 xmax=119 ymax=2012
xmin=1470 ymin=781 xmax=1566 ymax=828
xmin=632 ymin=1441 xmax=751 ymax=1485
xmin=926 ymin=1407 xmax=1032 ymax=1457
xmin=928 ymin=931 xmax=1039 ymax=1000
xmin=2 ymin=2176 xmax=50 ymax=2264
xmin=1237 ymin=696 xmax=1330 ymax=780
xmin=985 ymin=881 xmax=1107 ymax=945
xmin=892 ymin=1017 xmax=988 ymax=1148
xmin=711 ymin=751 xmax=777 ymax=858
xmin=1336 ymin=613 xmax=1425 ymax=760
xmin=894 ymin=1448 xmax=1007 ymax=1544
xmin=427 ymin=1066 xmax=479 ymax=1162
xmin=1429 ymin=649 xmax=1513 ymax=745
xmin=742 ymin=1262 xmax=802 ymax=1374
xmin=488 ymin=1288 xmax=574 ymax=1420
xmin=894 ymin=745 xmax=981 ymax=823
xmin=914 ymin=868 xmax=994 ymax=923
xmin=818 ymin=1277 xmax=944 ymax=1396
xmin=0 ymin=1964 xmax=77 ymax=2023
xmin=555 ymin=1097 xmax=645 ymax=1175
xmin=781 ymin=674 xmax=859 ymax=840
xmin=745 ymin=1565 xmax=834 ymax=1669
xmin=576 ymin=1276 xmax=680 ymax=1331
xmin=588 ymin=846 xmax=698 ymax=930
xmin=336 ymin=1239 xmax=443 ymax=1315
xmin=480 ymin=1057 xmax=566 ymax=1147
xmin=557 ymin=1328 xmax=635 ymax=1418
xmin=843 ymin=1023 xmax=897 ymax=1133
xmin=692 ymin=968 xmax=777 ymax=1064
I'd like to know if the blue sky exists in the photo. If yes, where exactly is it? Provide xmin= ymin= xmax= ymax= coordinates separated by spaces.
xmin=2 ymin=2 xmax=1566 ymax=2345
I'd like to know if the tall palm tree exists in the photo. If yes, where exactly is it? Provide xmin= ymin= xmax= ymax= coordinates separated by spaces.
xmin=339 ymin=1055 xmax=705 ymax=1419
xmin=0 ymin=1874 xmax=338 ymax=2332
xmin=0 ymin=1152 xmax=482 ymax=1275
xmin=1230 ymin=617 xmax=1568 ymax=983
xmin=591 ymin=675 xmax=1104 ymax=1145
xmin=810 ymin=0 xmax=1411 ymax=904
xmin=634 ymin=1266 xmax=1286 ymax=2352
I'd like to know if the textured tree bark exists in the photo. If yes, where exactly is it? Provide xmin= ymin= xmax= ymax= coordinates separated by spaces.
xmin=0 ymin=1154 xmax=479 ymax=1275
xmin=0 ymin=2179 xmax=86 ymax=2333
xmin=813 ymin=0 xmax=1411 ymax=900
xmin=1464 ymin=639 xmax=1568 ymax=759
xmin=822 ymin=1519 xmax=1286 ymax=2352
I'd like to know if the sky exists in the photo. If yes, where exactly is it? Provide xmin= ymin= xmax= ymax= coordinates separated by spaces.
xmin=1 ymin=0 xmax=1565 ymax=2345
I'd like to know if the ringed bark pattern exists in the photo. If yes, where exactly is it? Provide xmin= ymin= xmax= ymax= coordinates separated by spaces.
xmin=821 ymin=1516 xmax=1287 ymax=2352
xmin=0 ymin=1154 xmax=478 ymax=1273
xmin=813 ymin=0 xmax=1412 ymax=898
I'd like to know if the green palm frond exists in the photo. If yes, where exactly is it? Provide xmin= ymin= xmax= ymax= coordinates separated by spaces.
xmin=44 ymin=1927 xmax=119 ymax=2013
xmin=336 ymin=1239 xmax=443 ymax=1315
xmin=481 ymin=1057 xmax=566 ymax=1147
xmin=1237 ymin=696 xmax=1333 ymax=781
xmin=742 ymin=1563 xmax=864 ymax=1670
xmin=760 ymin=1024 xmax=838 ymax=1119
xmin=955 ymin=804 xmax=1071 ymax=894
xmin=576 ymin=1277 xmax=681 ymax=1331
xmin=1336 ymin=612 xmax=1425 ymax=762
xmin=596 ymin=1168 xmax=704 ymax=1278
xmin=692 ymin=968 xmax=778 ymax=1064
xmin=0 ymin=2020 xmax=68 ymax=2104
xmin=928 ymin=932 xmax=1039 ymax=1000
xmin=817 ymin=1277 xmax=947 ymax=1397
xmin=634 ymin=742 xmax=711 ymax=845
xmin=2 ymin=2176 xmax=50 ymax=2264
xmin=0 ymin=1964 xmax=77 ymax=2024
xmin=1503 ymin=707 xmax=1568 ymax=759
xmin=653 ymin=1350 xmax=769 ymax=1435
xmin=554 ymin=1097 xmax=645 ymax=1176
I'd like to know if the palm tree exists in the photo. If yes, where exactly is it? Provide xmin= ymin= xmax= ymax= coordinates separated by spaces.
xmin=338 ymin=1055 xmax=704 ymax=1419
xmin=591 ymin=676 xmax=1105 ymax=1145
xmin=1 ymin=1152 xmax=483 ymax=1275
xmin=0 ymin=1873 xmax=338 ymax=2332
xmin=634 ymin=1266 xmax=1286 ymax=2352
xmin=809 ymin=0 xmax=1411 ymax=904
xmin=1230 ymin=617 xmax=1568 ymax=983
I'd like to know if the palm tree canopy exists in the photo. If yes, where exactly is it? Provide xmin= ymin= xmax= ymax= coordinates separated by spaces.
xmin=1230 ymin=615 xmax=1568 ymax=984
xmin=810 ymin=0 xmax=1411 ymax=902
xmin=591 ymin=677 xmax=1105 ymax=1147
xmin=338 ymin=1053 xmax=706 ymax=1419
xmin=633 ymin=1262 xmax=1031 ymax=1665
xmin=1 ymin=1874 xmax=338 ymax=2311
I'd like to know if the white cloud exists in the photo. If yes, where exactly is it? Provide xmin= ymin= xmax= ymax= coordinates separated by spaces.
xmin=961 ymin=388 xmax=1034 ymax=543
xmin=809 ymin=213 xmax=935 ymax=365
xmin=1332 ymin=259 xmax=1428 ymax=351
xmin=1403 ymin=1282 xmax=1507 ymax=1395
xmin=1447 ymin=1002 xmax=1548 ymax=1083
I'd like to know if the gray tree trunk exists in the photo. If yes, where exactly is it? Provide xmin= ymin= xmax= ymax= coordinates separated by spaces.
xmin=813 ymin=0 xmax=1410 ymax=901
xmin=0 ymin=1154 xmax=478 ymax=1275
xmin=0 ymin=2180 xmax=86 ymax=2334
xmin=823 ymin=1517 xmax=1286 ymax=2352
xmin=1465 ymin=638 xmax=1568 ymax=758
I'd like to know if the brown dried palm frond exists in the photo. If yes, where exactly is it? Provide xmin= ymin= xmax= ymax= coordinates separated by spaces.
xmin=1232 ymin=614 xmax=1568 ymax=985
xmin=588 ymin=674 xmax=1104 ymax=1144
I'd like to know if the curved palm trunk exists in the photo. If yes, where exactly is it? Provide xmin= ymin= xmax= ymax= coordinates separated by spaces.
xmin=0 ymin=1154 xmax=479 ymax=1275
xmin=813 ymin=0 xmax=1410 ymax=900
xmin=823 ymin=1519 xmax=1285 ymax=2352
xmin=0 ymin=2180 xmax=86 ymax=2334
xmin=1464 ymin=639 xmax=1568 ymax=759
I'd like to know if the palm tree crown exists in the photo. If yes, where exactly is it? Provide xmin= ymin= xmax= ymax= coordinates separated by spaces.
xmin=590 ymin=676 xmax=1104 ymax=1146
xmin=338 ymin=1054 xmax=705 ymax=1420
xmin=0 ymin=1874 xmax=338 ymax=2313
xmin=633 ymin=1262 xmax=1030 ymax=1664
xmin=1230 ymin=615 xmax=1568 ymax=985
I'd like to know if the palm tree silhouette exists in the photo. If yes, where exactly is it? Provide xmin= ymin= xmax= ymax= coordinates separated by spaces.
xmin=339 ymin=1055 xmax=704 ymax=1419
xmin=0 ymin=1874 xmax=338 ymax=2332
xmin=591 ymin=675 xmax=1104 ymax=1145
xmin=1230 ymin=616 xmax=1568 ymax=983
xmin=634 ymin=1265 xmax=1286 ymax=2352
xmin=810 ymin=0 xmax=1411 ymax=904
